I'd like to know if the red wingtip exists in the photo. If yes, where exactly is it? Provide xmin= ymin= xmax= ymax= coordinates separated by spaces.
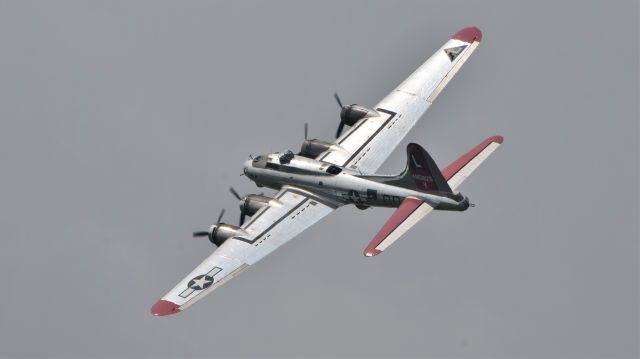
xmin=452 ymin=27 xmax=482 ymax=43
xmin=364 ymin=249 xmax=381 ymax=257
xmin=151 ymin=299 xmax=180 ymax=316
xmin=490 ymin=135 xmax=504 ymax=144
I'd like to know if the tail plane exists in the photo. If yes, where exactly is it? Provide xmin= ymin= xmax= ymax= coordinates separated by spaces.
xmin=364 ymin=136 xmax=503 ymax=257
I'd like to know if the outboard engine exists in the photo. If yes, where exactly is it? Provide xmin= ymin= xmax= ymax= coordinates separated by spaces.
xmin=193 ymin=208 xmax=249 ymax=246
xmin=194 ymin=222 xmax=247 ymax=247
xmin=207 ymin=224 xmax=246 ymax=246
xmin=333 ymin=93 xmax=380 ymax=137
xmin=336 ymin=104 xmax=379 ymax=137
xmin=340 ymin=105 xmax=379 ymax=127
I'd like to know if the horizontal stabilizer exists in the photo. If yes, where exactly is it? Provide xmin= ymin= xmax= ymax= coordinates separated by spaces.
xmin=364 ymin=197 xmax=434 ymax=257
xmin=444 ymin=136 xmax=503 ymax=191
xmin=364 ymin=136 xmax=503 ymax=257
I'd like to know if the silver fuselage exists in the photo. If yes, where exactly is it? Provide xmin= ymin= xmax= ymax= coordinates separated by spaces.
xmin=243 ymin=152 xmax=467 ymax=211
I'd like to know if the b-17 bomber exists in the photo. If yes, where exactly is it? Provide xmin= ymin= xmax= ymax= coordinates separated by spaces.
xmin=152 ymin=27 xmax=503 ymax=316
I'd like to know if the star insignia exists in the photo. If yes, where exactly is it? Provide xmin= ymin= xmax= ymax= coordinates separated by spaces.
xmin=188 ymin=274 xmax=214 ymax=290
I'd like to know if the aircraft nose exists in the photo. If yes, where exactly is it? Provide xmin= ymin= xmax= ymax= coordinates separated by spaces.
xmin=150 ymin=299 xmax=180 ymax=316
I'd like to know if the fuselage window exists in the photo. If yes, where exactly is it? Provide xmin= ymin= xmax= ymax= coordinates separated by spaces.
xmin=326 ymin=165 xmax=342 ymax=175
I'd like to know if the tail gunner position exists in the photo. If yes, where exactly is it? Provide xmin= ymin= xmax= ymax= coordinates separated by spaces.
xmin=151 ymin=27 xmax=504 ymax=316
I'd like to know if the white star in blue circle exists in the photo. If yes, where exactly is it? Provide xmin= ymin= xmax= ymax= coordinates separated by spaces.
xmin=188 ymin=275 xmax=214 ymax=290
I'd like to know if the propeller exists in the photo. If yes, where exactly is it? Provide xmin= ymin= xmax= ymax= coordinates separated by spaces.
xmin=229 ymin=186 xmax=247 ymax=226
xmin=334 ymin=92 xmax=344 ymax=108
xmin=304 ymin=122 xmax=308 ymax=140
xmin=229 ymin=186 xmax=242 ymax=201
xmin=334 ymin=92 xmax=346 ymax=138
xmin=229 ymin=186 xmax=265 ymax=226
xmin=193 ymin=208 xmax=225 ymax=239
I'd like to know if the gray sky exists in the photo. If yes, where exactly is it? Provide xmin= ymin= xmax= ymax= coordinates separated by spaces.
xmin=0 ymin=0 xmax=638 ymax=357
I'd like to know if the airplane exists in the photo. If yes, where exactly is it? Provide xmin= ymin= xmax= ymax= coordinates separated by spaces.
xmin=151 ymin=26 xmax=503 ymax=316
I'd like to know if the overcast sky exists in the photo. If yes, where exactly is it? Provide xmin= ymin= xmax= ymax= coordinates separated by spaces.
xmin=0 ymin=0 xmax=638 ymax=357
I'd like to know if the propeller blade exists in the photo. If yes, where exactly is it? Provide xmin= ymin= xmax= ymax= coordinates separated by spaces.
xmin=239 ymin=212 xmax=245 ymax=226
xmin=304 ymin=122 xmax=308 ymax=140
xmin=193 ymin=231 xmax=209 ymax=237
xmin=333 ymin=92 xmax=344 ymax=108
xmin=216 ymin=208 xmax=225 ymax=223
xmin=333 ymin=92 xmax=343 ymax=108
xmin=336 ymin=122 xmax=345 ymax=138
xmin=229 ymin=186 xmax=242 ymax=200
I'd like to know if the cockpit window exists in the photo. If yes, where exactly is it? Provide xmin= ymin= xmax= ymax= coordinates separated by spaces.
xmin=252 ymin=155 xmax=268 ymax=169
xmin=279 ymin=150 xmax=295 ymax=164
xmin=326 ymin=165 xmax=342 ymax=175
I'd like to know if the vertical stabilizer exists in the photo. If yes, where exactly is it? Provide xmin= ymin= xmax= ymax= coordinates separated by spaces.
xmin=359 ymin=143 xmax=453 ymax=194
xmin=405 ymin=143 xmax=452 ymax=193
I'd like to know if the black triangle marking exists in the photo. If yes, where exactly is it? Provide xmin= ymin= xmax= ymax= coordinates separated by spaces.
xmin=444 ymin=45 xmax=467 ymax=62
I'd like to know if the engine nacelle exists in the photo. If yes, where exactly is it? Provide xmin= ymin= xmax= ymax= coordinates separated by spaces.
xmin=340 ymin=105 xmax=379 ymax=127
xmin=240 ymin=194 xmax=273 ymax=216
xmin=299 ymin=140 xmax=350 ymax=159
xmin=299 ymin=139 xmax=334 ymax=158
xmin=209 ymin=223 xmax=247 ymax=246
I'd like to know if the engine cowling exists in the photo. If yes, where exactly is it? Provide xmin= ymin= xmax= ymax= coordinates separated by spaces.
xmin=340 ymin=105 xmax=379 ymax=127
xmin=299 ymin=139 xmax=335 ymax=158
xmin=208 ymin=223 xmax=247 ymax=246
xmin=240 ymin=194 xmax=273 ymax=216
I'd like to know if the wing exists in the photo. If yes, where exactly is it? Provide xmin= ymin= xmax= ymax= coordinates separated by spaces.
xmin=318 ymin=27 xmax=482 ymax=174
xmin=151 ymin=186 xmax=339 ymax=316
